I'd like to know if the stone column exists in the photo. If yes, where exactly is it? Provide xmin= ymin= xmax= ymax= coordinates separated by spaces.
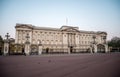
xmin=3 ymin=41 xmax=9 ymax=55
xmin=15 ymin=30 xmax=18 ymax=43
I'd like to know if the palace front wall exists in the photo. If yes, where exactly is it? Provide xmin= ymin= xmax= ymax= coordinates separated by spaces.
xmin=15 ymin=24 xmax=107 ymax=53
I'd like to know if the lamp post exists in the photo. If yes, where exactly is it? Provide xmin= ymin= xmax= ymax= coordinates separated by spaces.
xmin=5 ymin=33 xmax=10 ymax=40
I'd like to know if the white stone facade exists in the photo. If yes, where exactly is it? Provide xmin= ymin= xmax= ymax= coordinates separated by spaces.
xmin=15 ymin=23 xmax=108 ymax=54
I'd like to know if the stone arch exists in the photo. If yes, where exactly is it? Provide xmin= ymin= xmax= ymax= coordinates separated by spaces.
xmin=97 ymin=44 xmax=105 ymax=53
xmin=30 ymin=44 xmax=38 ymax=55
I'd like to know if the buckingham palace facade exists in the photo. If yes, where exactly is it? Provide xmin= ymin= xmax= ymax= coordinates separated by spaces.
xmin=15 ymin=23 xmax=108 ymax=55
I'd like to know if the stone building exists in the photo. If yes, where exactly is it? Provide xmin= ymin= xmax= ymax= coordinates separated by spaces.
xmin=15 ymin=23 xmax=108 ymax=55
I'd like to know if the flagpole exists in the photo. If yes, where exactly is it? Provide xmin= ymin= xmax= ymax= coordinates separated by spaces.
xmin=66 ymin=18 xmax=68 ymax=26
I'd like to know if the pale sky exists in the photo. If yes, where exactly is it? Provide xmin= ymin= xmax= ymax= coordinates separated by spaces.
xmin=0 ymin=0 xmax=120 ymax=40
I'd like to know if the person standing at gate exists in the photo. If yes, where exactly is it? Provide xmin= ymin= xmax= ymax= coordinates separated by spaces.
xmin=22 ymin=48 xmax=26 ymax=56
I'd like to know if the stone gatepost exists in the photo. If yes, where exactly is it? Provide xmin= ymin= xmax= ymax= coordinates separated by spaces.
xmin=105 ymin=44 xmax=108 ymax=53
xmin=90 ymin=44 xmax=93 ymax=53
xmin=94 ymin=44 xmax=97 ymax=53
xmin=3 ymin=40 xmax=9 ymax=55
xmin=90 ymin=47 xmax=93 ymax=53
xmin=25 ymin=42 xmax=30 ymax=55
xmin=38 ymin=40 xmax=42 ymax=55
xmin=3 ymin=33 xmax=10 ymax=56
xmin=38 ymin=45 xmax=42 ymax=55
xmin=25 ymin=33 xmax=30 ymax=55
xmin=68 ymin=48 xmax=70 ymax=54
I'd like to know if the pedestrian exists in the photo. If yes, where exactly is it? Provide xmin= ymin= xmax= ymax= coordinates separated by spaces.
xmin=22 ymin=48 xmax=26 ymax=56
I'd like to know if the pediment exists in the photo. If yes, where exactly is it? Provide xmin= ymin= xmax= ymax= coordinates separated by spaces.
xmin=61 ymin=27 xmax=80 ymax=32
xmin=15 ymin=23 xmax=33 ymax=29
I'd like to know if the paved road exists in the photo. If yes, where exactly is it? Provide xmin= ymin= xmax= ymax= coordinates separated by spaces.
xmin=0 ymin=53 xmax=120 ymax=77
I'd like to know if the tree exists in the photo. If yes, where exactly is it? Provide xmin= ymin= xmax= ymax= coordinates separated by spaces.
xmin=108 ymin=37 xmax=120 ymax=47
xmin=0 ymin=35 xmax=3 ymax=44
xmin=108 ymin=37 xmax=120 ymax=52
xmin=0 ymin=35 xmax=4 ymax=55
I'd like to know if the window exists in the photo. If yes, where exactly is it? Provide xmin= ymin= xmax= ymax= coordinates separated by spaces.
xmin=40 ymin=32 xmax=42 ymax=33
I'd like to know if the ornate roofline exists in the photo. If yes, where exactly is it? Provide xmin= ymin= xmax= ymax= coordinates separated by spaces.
xmin=60 ymin=25 xmax=79 ymax=30
xmin=15 ymin=23 xmax=107 ymax=35
xmin=15 ymin=23 xmax=33 ymax=28
xmin=15 ymin=23 xmax=60 ymax=31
